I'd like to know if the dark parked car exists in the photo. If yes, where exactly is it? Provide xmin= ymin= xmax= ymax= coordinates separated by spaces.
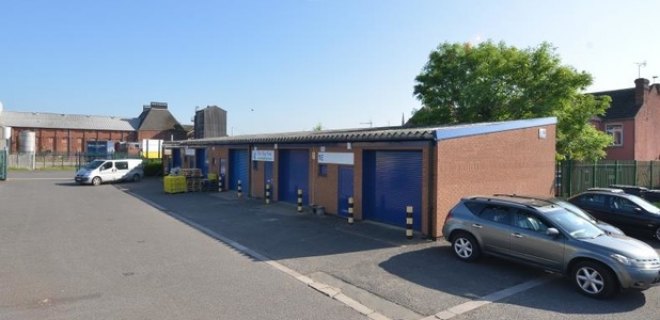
xmin=495 ymin=194 xmax=624 ymax=236
xmin=442 ymin=195 xmax=660 ymax=298
xmin=568 ymin=190 xmax=660 ymax=241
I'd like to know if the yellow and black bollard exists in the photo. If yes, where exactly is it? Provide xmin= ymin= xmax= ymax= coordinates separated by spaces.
xmin=237 ymin=179 xmax=243 ymax=198
xmin=406 ymin=206 xmax=413 ymax=239
xmin=265 ymin=183 xmax=271 ymax=204
xmin=297 ymin=189 xmax=303 ymax=213
xmin=348 ymin=196 xmax=354 ymax=224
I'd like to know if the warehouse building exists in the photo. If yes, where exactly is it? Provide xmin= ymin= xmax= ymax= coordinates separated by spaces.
xmin=163 ymin=117 xmax=557 ymax=238
xmin=0 ymin=102 xmax=189 ymax=155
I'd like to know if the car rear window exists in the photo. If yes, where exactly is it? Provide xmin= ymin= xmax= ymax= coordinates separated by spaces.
xmin=464 ymin=201 xmax=486 ymax=215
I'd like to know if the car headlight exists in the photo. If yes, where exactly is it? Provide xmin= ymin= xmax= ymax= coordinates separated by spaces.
xmin=611 ymin=254 xmax=631 ymax=266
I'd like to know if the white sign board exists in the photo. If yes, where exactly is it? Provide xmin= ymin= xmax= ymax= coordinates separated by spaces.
xmin=252 ymin=150 xmax=274 ymax=162
xmin=185 ymin=147 xmax=195 ymax=156
xmin=318 ymin=152 xmax=354 ymax=165
xmin=142 ymin=139 xmax=164 ymax=159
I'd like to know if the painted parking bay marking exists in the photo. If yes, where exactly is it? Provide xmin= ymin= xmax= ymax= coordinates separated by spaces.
xmin=422 ymin=274 xmax=557 ymax=320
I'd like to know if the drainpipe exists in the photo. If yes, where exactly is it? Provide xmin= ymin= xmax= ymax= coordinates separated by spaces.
xmin=428 ymin=140 xmax=437 ymax=240
xmin=248 ymin=143 xmax=254 ymax=198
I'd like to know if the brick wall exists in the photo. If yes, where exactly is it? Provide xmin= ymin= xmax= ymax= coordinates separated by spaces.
xmin=8 ymin=127 xmax=135 ymax=154
xmin=435 ymin=125 xmax=557 ymax=237
xmin=635 ymin=86 xmax=660 ymax=160
xmin=599 ymin=119 xmax=635 ymax=160
xmin=138 ymin=129 xmax=187 ymax=141
xmin=309 ymin=144 xmax=349 ymax=215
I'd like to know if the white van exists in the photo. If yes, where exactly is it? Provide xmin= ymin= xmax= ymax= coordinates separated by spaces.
xmin=75 ymin=159 xmax=144 ymax=186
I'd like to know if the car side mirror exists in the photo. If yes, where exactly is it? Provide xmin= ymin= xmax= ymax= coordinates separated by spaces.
xmin=634 ymin=207 xmax=643 ymax=213
xmin=546 ymin=228 xmax=560 ymax=237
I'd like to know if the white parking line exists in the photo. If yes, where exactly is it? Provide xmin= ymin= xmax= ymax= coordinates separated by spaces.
xmin=422 ymin=275 xmax=556 ymax=320
xmin=125 ymin=190 xmax=393 ymax=320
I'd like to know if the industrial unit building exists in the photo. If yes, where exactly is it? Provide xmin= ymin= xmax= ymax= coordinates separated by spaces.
xmin=163 ymin=117 xmax=557 ymax=238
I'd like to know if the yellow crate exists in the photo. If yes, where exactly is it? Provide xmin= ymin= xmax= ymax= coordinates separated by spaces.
xmin=164 ymin=176 xmax=187 ymax=193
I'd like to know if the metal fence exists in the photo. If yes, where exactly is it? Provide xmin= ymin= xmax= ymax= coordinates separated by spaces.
xmin=7 ymin=153 xmax=76 ymax=170
xmin=6 ymin=152 xmax=141 ymax=170
xmin=0 ymin=149 xmax=7 ymax=180
xmin=556 ymin=160 xmax=660 ymax=197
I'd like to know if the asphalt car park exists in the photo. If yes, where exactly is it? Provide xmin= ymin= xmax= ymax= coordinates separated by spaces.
xmin=120 ymin=176 xmax=660 ymax=319
xmin=3 ymin=171 xmax=660 ymax=320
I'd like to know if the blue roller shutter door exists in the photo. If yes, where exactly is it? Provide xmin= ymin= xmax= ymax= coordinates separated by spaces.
xmin=363 ymin=151 xmax=422 ymax=230
xmin=278 ymin=150 xmax=309 ymax=204
xmin=229 ymin=149 xmax=249 ymax=193
xmin=337 ymin=166 xmax=354 ymax=217
xmin=195 ymin=148 xmax=208 ymax=176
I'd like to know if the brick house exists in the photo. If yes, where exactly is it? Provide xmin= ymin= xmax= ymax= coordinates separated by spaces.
xmin=591 ymin=78 xmax=660 ymax=161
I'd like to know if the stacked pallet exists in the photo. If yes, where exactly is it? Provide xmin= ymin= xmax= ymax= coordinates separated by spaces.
xmin=182 ymin=168 xmax=202 ymax=192
xmin=164 ymin=175 xmax=187 ymax=194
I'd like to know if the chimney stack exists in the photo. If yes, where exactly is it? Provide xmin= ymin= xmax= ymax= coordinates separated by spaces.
xmin=634 ymin=78 xmax=650 ymax=106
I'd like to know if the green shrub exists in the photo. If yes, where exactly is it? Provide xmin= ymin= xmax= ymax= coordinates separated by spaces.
xmin=143 ymin=159 xmax=163 ymax=177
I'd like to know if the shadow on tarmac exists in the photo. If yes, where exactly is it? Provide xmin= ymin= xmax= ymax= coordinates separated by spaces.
xmin=380 ymin=247 xmax=647 ymax=314
xmin=116 ymin=177 xmax=650 ymax=315
xmin=115 ymin=177 xmax=417 ymax=260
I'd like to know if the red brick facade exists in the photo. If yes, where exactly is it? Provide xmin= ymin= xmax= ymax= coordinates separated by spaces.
xmin=594 ymin=80 xmax=660 ymax=161
xmin=634 ymin=85 xmax=660 ymax=160
xmin=8 ymin=127 xmax=136 ymax=154
xmin=434 ymin=125 xmax=557 ymax=237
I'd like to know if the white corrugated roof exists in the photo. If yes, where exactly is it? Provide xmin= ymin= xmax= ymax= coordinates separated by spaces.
xmin=0 ymin=111 xmax=138 ymax=131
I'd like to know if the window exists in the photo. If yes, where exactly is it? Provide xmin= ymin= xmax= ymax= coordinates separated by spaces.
xmin=115 ymin=161 xmax=128 ymax=170
xmin=609 ymin=196 xmax=637 ymax=213
xmin=605 ymin=124 xmax=623 ymax=146
xmin=512 ymin=210 xmax=548 ymax=233
xmin=479 ymin=205 xmax=511 ymax=225
xmin=318 ymin=164 xmax=328 ymax=177
xmin=577 ymin=194 xmax=607 ymax=207
xmin=102 ymin=162 xmax=113 ymax=170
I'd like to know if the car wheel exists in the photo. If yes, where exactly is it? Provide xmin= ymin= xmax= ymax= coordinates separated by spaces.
xmin=451 ymin=232 xmax=480 ymax=262
xmin=654 ymin=227 xmax=660 ymax=241
xmin=572 ymin=261 xmax=617 ymax=299
xmin=92 ymin=177 xmax=102 ymax=186
xmin=132 ymin=174 xmax=141 ymax=182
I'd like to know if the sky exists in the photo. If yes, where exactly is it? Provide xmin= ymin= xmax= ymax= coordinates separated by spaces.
xmin=1 ymin=0 xmax=659 ymax=135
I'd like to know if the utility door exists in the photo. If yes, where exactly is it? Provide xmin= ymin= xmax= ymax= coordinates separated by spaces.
xmin=337 ymin=166 xmax=354 ymax=217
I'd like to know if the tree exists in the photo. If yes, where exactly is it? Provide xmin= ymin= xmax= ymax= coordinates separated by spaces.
xmin=312 ymin=123 xmax=323 ymax=131
xmin=410 ymin=41 xmax=612 ymax=161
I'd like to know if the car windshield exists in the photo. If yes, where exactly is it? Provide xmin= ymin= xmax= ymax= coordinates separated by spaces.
xmin=544 ymin=208 xmax=604 ymax=239
xmin=84 ymin=160 xmax=105 ymax=170
xmin=554 ymin=199 xmax=597 ymax=222
xmin=626 ymin=195 xmax=660 ymax=214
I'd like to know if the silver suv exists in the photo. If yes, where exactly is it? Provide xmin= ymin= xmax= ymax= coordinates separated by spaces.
xmin=442 ymin=195 xmax=660 ymax=298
